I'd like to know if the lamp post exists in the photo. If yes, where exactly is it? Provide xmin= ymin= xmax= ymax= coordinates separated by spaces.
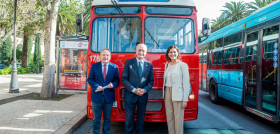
xmin=9 ymin=0 xmax=19 ymax=93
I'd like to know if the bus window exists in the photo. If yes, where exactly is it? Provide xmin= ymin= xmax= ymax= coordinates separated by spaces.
xmin=146 ymin=7 xmax=193 ymax=16
xmin=213 ymin=51 xmax=223 ymax=65
xmin=231 ymin=47 xmax=240 ymax=64
xmin=199 ymin=55 xmax=202 ymax=63
xmin=91 ymin=17 xmax=142 ymax=52
xmin=145 ymin=17 xmax=195 ymax=53
xmin=217 ymin=51 xmax=223 ymax=65
xmin=223 ymin=49 xmax=232 ymax=64
xmin=263 ymin=41 xmax=274 ymax=60
xmin=95 ymin=6 xmax=142 ymax=15
xmin=224 ymin=32 xmax=242 ymax=46
xmin=246 ymin=32 xmax=258 ymax=61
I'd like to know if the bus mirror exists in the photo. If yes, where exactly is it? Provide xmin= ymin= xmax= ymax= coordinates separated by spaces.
xmin=76 ymin=14 xmax=83 ymax=33
xmin=202 ymin=18 xmax=211 ymax=36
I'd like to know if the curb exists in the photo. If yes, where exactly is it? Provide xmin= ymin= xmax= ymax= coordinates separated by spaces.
xmin=0 ymin=92 xmax=37 ymax=105
xmin=54 ymin=108 xmax=87 ymax=134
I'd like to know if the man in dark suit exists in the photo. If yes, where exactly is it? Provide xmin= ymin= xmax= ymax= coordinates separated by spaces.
xmin=121 ymin=43 xmax=154 ymax=134
xmin=88 ymin=48 xmax=119 ymax=134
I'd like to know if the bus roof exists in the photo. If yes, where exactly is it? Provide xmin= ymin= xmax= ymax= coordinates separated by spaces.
xmin=92 ymin=0 xmax=195 ymax=7
xmin=199 ymin=0 xmax=280 ymax=46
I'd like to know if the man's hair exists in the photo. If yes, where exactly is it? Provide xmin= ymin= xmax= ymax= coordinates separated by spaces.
xmin=165 ymin=45 xmax=181 ymax=61
xmin=135 ymin=43 xmax=147 ymax=51
xmin=100 ymin=48 xmax=111 ymax=55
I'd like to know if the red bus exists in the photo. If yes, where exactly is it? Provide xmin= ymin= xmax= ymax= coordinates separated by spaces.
xmin=87 ymin=0 xmax=199 ymax=122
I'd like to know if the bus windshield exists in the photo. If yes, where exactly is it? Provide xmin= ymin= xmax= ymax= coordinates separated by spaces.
xmin=145 ymin=17 xmax=195 ymax=53
xmin=91 ymin=17 xmax=142 ymax=52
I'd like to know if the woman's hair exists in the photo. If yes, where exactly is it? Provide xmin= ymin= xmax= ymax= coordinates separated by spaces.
xmin=165 ymin=45 xmax=181 ymax=61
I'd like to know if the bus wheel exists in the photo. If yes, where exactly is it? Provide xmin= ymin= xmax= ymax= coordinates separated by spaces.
xmin=209 ymin=80 xmax=220 ymax=104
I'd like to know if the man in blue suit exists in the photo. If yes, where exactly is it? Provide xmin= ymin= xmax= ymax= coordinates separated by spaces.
xmin=88 ymin=48 xmax=119 ymax=134
xmin=121 ymin=43 xmax=154 ymax=134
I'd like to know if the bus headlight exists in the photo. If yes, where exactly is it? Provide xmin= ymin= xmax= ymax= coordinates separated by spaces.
xmin=189 ymin=94 xmax=195 ymax=100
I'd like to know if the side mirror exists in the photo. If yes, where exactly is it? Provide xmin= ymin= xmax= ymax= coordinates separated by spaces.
xmin=202 ymin=18 xmax=211 ymax=36
xmin=76 ymin=14 xmax=83 ymax=33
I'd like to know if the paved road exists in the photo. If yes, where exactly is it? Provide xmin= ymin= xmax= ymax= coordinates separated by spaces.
xmin=74 ymin=91 xmax=280 ymax=134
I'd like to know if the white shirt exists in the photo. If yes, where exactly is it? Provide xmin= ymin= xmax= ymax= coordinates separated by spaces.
xmin=101 ymin=62 xmax=109 ymax=76
xmin=136 ymin=57 xmax=144 ymax=71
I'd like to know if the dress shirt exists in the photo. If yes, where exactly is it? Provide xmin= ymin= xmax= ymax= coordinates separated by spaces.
xmin=132 ymin=58 xmax=145 ymax=93
xmin=102 ymin=62 xmax=109 ymax=76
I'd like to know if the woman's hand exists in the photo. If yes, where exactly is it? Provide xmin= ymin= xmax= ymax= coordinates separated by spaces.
xmin=181 ymin=101 xmax=187 ymax=108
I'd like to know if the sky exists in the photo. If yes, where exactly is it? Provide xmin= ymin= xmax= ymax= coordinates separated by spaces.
xmin=194 ymin=0 xmax=255 ymax=32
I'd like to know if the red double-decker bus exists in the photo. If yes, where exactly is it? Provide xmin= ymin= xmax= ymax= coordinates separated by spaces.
xmin=87 ymin=0 xmax=199 ymax=122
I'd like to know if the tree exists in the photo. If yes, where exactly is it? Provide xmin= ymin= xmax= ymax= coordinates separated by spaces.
xmin=1 ymin=29 xmax=13 ymax=66
xmin=82 ymin=0 xmax=92 ymax=35
xmin=56 ymin=0 xmax=82 ymax=36
xmin=27 ymin=36 xmax=33 ymax=65
xmin=221 ymin=1 xmax=248 ymax=23
xmin=246 ymin=0 xmax=277 ymax=14
xmin=33 ymin=34 xmax=41 ymax=66
xmin=38 ymin=0 xmax=61 ymax=98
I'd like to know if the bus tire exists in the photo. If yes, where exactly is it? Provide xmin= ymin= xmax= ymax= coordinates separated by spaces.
xmin=209 ymin=80 xmax=220 ymax=104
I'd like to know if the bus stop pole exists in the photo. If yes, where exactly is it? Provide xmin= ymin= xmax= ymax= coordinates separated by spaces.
xmin=9 ymin=0 xmax=19 ymax=93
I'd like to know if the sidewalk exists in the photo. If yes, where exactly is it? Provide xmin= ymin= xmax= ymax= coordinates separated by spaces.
xmin=0 ymin=74 xmax=87 ymax=134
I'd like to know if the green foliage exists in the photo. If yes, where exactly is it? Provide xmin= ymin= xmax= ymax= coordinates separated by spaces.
xmin=210 ymin=0 xmax=277 ymax=33
xmin=1 ymin=29 xmax=13 ymax=66
xmin=0 ymin=67 xmax=12 ymax=75
xmin=33 ymin=34 xmax=41 ymax=65
xmin=0 ymin=65 xmax=38 ymax=75
xmin=57 ymin=0 xmax=83 ymax=36
xmin=16 ymin=49 xmax=22 ymax=62
xmin=82 ymin=0 xmax=92 ymax=35
xmin=27 ymin=36 xmax=33 ymax=65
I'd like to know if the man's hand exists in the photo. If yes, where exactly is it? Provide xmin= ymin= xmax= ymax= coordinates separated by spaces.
xmin=135 ymin=88 xmax=145 ymax=96
xmin=107 ymin=83 xmax=113 ymax=88
xmin=96 ymin=86 xmax=103 ymax=92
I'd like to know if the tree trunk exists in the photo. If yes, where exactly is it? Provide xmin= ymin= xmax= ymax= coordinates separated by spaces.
xmin=22 ymin=28 xmax=28 ymax=68
xmin=40 ymin=0 xmax=60 ymax=99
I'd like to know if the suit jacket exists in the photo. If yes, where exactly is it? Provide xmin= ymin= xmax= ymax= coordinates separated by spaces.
xmin=88 ymin=62 xmax=119 ymax=103
xmin=121 ymin=58 xmax=154 ymax=103
xmin=163 ymin=61 xmax=191 ymax=101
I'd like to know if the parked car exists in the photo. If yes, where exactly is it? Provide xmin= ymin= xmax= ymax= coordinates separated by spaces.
xmin=0 ymin=64 xmax=5 ymax=69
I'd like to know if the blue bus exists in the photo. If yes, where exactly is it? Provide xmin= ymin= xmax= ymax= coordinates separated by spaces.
xmin=199 ymin=0 xmax=280 ymax=122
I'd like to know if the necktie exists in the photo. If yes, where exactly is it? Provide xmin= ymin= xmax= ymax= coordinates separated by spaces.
xmin=103 ymin=64 xmax=107 ymax=80
xmin=139 ymin=62 xmax=143 ymax=78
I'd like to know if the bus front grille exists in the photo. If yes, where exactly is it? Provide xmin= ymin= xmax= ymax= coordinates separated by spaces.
xmin=121 ymin=101 xmax=163 ymax=111
xmin=120 ymin=89 xmax=163 ymax=111
xmin=121 ymin=89 xmax=163 ymax=99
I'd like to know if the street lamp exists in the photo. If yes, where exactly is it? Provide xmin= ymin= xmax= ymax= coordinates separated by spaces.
xmin=9 ymin=0 xmax=19 ymax=93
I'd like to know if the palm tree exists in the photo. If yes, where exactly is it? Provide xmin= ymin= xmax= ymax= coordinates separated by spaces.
xmin=246 ymin=0 xmax=277 ymax=14
xmin=211 ymin=13 xmax=229 ymax=33
xmin=56 ymin=0 xmax=83 ymax=36
xmin=221 ymin=1 xmax=248 ymax=23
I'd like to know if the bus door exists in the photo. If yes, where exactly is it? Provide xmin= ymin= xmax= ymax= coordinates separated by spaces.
xmin=244 ymin=25 xmax=280 ymax=119
xmin=244 ymin=30 xmax=260 ymax=110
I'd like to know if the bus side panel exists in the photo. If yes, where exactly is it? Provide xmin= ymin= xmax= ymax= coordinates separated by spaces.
xmin=220 ymin=85 xmax=243 ymax=105
xmin=221 ymin=70 xmax=243 ymax=89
